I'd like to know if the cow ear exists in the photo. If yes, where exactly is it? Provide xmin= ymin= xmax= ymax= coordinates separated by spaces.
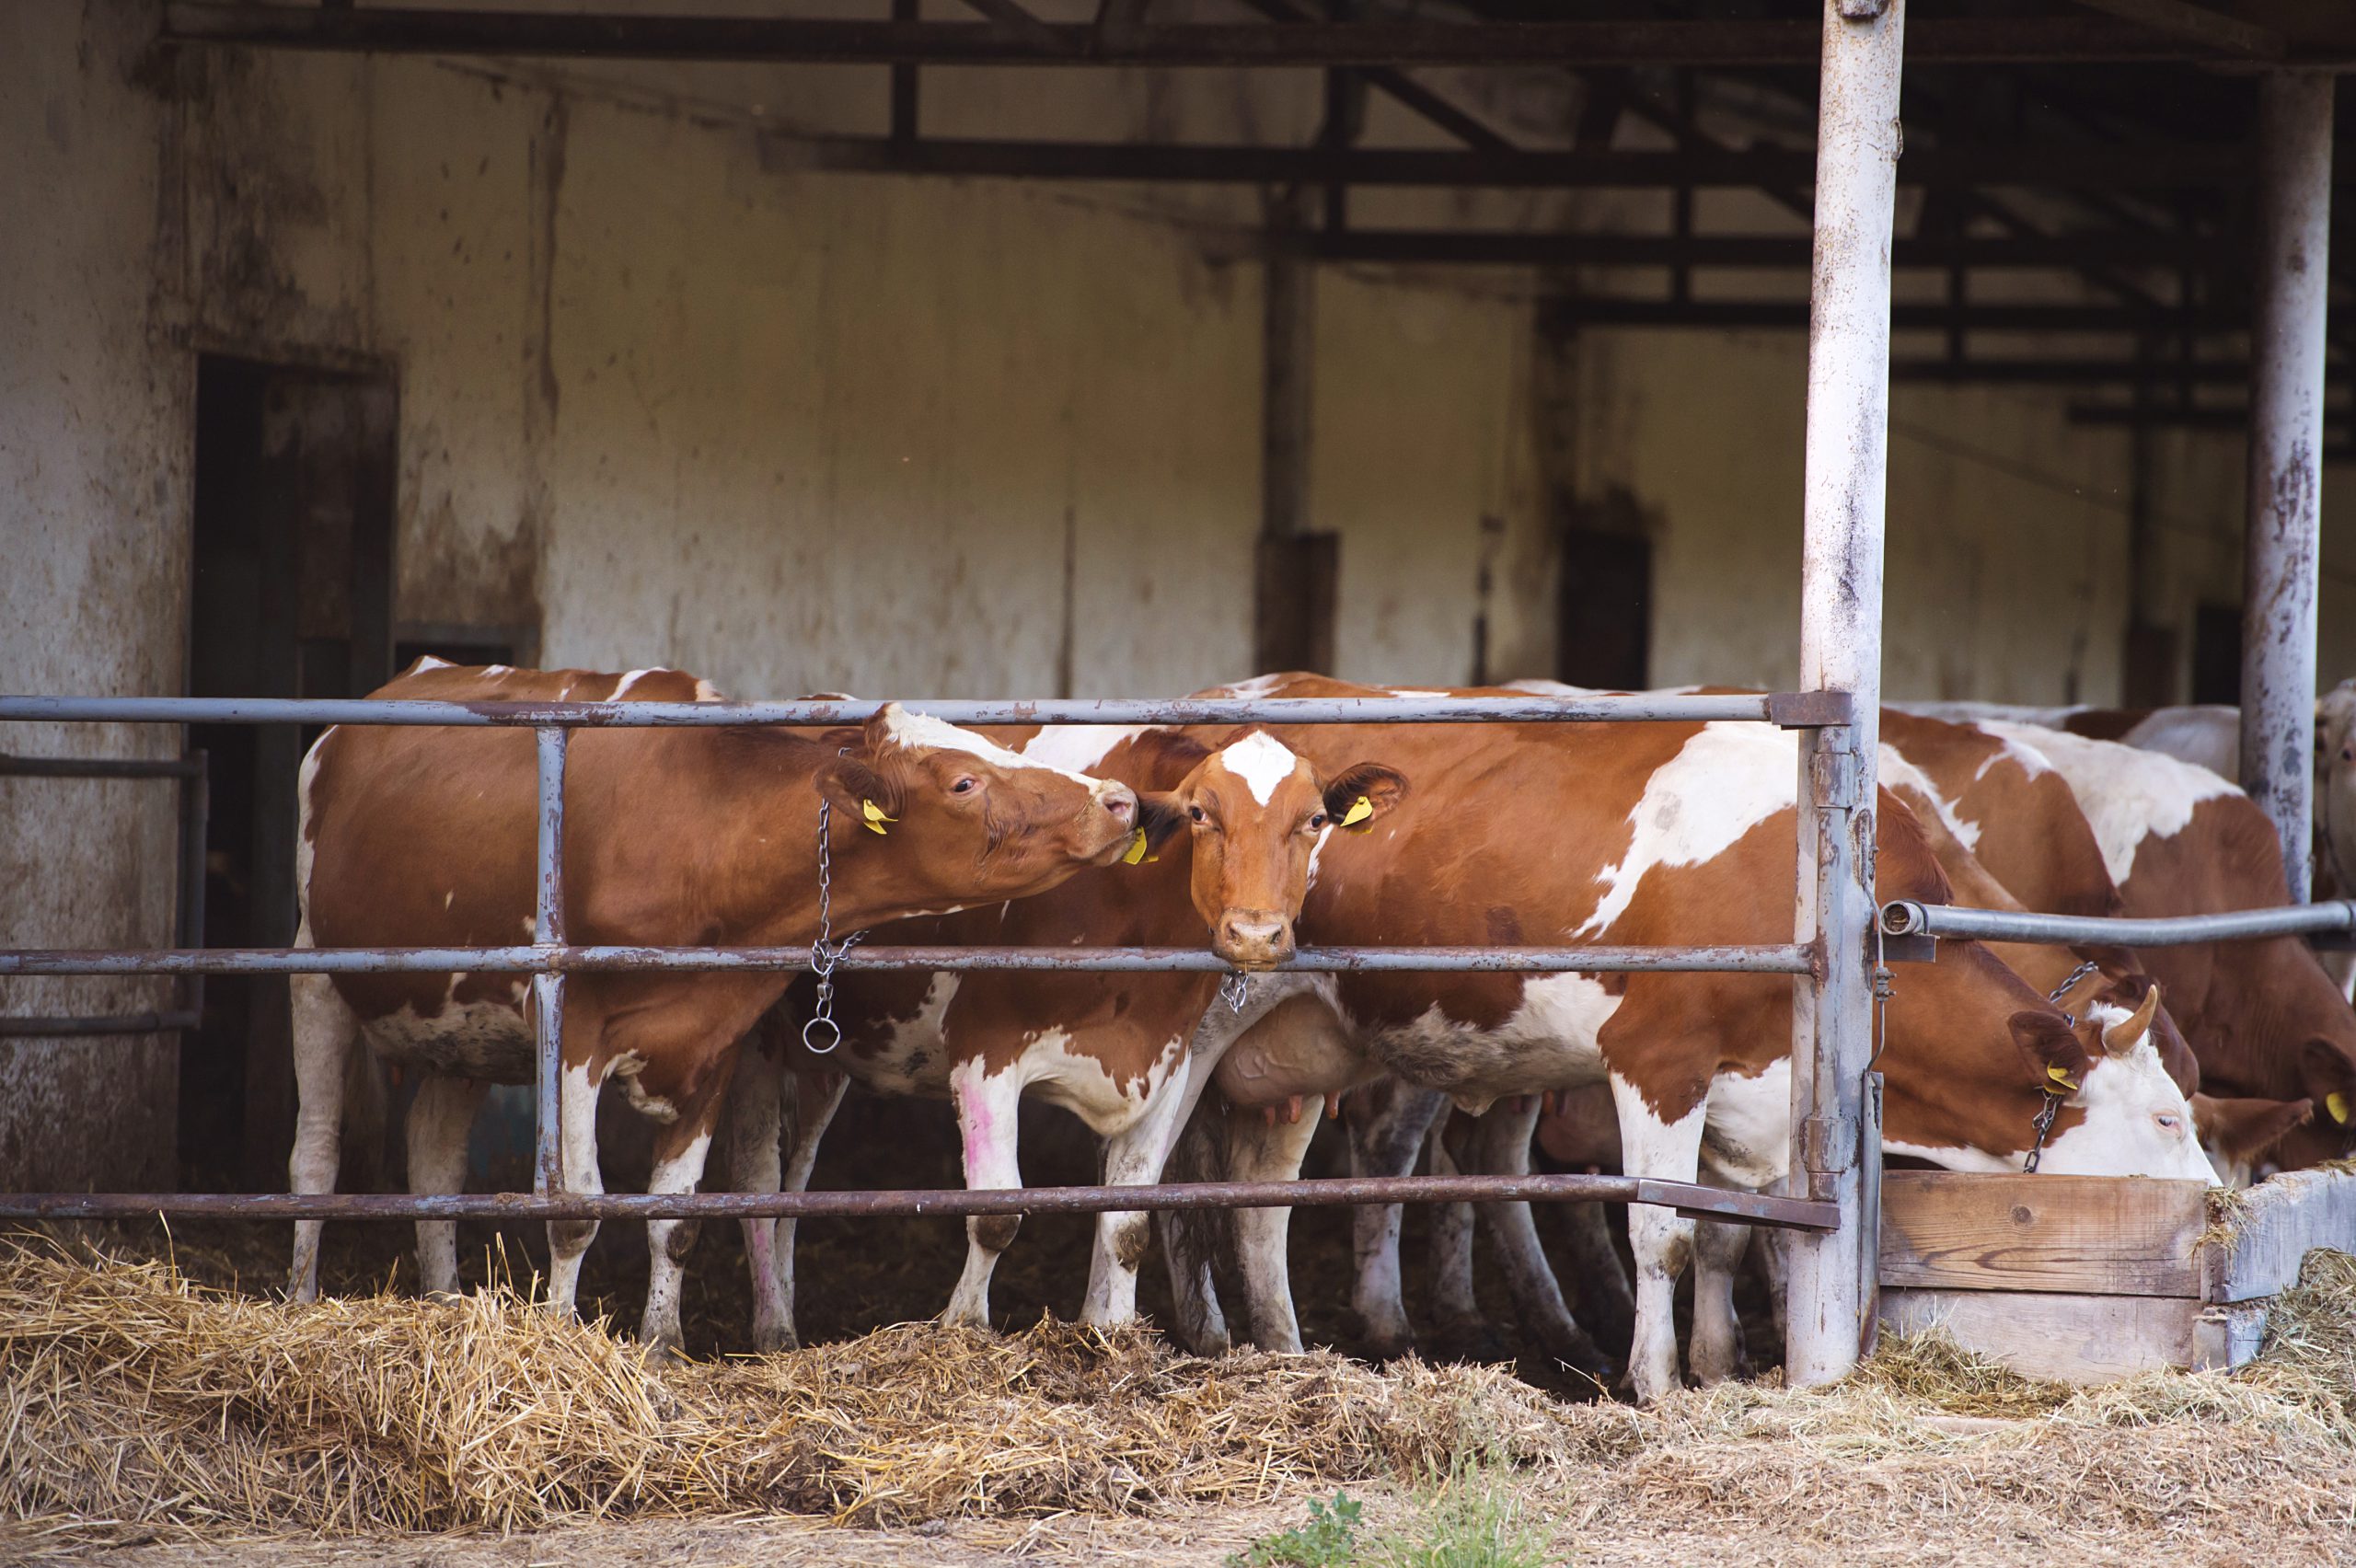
xmin=815 ymin=752 xmax=901 ymax=829
xmin=1132 ymin=791 xmax=1190 ymax=855
xmin=2192 ymin=1092 xmax=2315 ymax=1162
xmin=2298 ymin=1038 xmax=2356 ymax=1128
xmin=1322 ymin=764 xmax=1409 ymax=830
xmin=2010 ymin=1010 xmax=2091 ymax=1097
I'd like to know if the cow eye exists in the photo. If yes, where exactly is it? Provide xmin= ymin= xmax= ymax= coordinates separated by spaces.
xmin=952 ymin=777 xmax=978 ymax=794
xmin=1188 ymin=804 xmax=1207 ymax=824
xmin=1308 ymin=813 xmax=1328 ymax=831
xmin=2155 ymin=1113 xmax=2180 ymax=1133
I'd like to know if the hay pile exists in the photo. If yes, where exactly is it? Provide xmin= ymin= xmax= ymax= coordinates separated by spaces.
xmin=5 ymin=1239 xmax=2355 ymax=1552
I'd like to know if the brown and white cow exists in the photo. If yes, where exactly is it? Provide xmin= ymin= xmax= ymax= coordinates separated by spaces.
xmin=1919 ymin=720 xmax=2356 ymax=1172
xmin=288 ymin=661 xmax=1146 ymax=1352
xmin=1154 ymin=676 xmax=2208 ymax=1401
xmin=737 ymin=721 xmax=1406 ymax=1345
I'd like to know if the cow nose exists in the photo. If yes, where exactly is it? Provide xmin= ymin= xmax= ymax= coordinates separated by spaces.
xmin=1095 ymin=781 xmax=1137 ymax=823
xmin=1216 ymin=911 xmax=1295 ymax=969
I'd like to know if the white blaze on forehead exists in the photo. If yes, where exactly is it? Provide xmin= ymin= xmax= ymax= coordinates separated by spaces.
xmin=882 ymin=706 xmax=1097 ymax=786
xmin=1576 ymin=722 xmax=1795 ymax=938
xmin=1985 ymin=722 xmax=2235 ymax=885
xmin=1218 ymin=731 xmax=1305 ymax=806
xmin=1020 ymin=724 xmax=1152 ymax=773
xmin=2036 ymin=1038 xmax=2214 ymax=1182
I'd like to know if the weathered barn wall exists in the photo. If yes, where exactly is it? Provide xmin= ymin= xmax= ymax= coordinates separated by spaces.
xmin=0 ymin=4 xmax=189 ymax=1191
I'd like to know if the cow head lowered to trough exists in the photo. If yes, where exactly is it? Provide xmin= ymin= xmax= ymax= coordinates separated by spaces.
xmin=812 ymin=706 xmax=1151 ymax=919
xmin=1149 ymin=729 xmax=1409 ymax=969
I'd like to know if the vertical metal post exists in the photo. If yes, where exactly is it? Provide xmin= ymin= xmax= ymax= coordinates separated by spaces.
xmin=1786 ymin=0 xmax=1901 ymax=1389
xmin=533 ymin=724 xmax=569 ymax=1195
xmin=2241 ymin=72 xmax=2333 ymax=902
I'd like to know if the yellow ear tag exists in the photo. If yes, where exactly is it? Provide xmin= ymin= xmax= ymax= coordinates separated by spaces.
xmin=1340 ymin=796 xmax=1374 ymax=829
xmin=2045 ymin=1064 xmax=2080 ymax=1095
xmin=1123 ymin=829 xmax=1149 ymax=865
xmin=861 ymin=799 xmax=895 ymax=836
xmin=2328 ymin=1090 xmax=2350 ymax=1126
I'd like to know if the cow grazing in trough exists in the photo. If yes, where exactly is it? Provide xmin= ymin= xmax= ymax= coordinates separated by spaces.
xmin=289 ymin=661 xmax=1147 ymax=1353
xmin=1917 ymin=720 xmax=2356 ymax=1173
xmin=733 ymin=722 xmax=1407 ymax=1346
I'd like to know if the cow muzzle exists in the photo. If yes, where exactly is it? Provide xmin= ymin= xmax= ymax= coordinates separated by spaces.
xmin=1082 ymin=779 xmax=1140 ymax=861
xmin=1215 ymin=909 xmax=1296 ymax=970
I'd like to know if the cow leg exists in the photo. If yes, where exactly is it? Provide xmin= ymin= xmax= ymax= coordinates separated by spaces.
xmin=1611 ymin=1072 xmax=1709 ymax=1403
xmin=1750 ymin=1224 xmax=1790 ymax=1343
xmin=944 ymin=1058 xmax=1026 ymax=1329
xmin=641 ymin=1092 xmax=724 ymax=1357
xmin=1156 ymin=1101 xmax=1233 ymax=1355
xmin=1425 ymin=1138 xmax=1496 ymax=1358
xmin=1688 ymin=1216 xmax=1755 ymax=1385
xmin=774 ymin=1067 xmax=846 ymax=1345
xmin=1082 ymin=1052 xmax=1197 ymax=1328
xmin=546 ymin=1058 xmax=607 ymax=1320
xmin=1555 ymin=1200 xmax=1635 ymax=1355
xmin=407 ymin=1074 xmax=490 ymax=1297
xmin=1230 ymin=1099 xmax=1323 ymax=1353
xmin=287 ymin=971 xmax=360 ymax=1302
xmin=724 ymin=1039 xmax=787 ymax=1348
xmin=1344 ymin=1083 xmax=1447 ymax=1358
xmin=1469 ymin=1098 xmax=1615 ymax=1381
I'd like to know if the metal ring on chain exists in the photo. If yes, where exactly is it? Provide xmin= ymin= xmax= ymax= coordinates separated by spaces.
xmin=1219 ymin=971 xmax=1251 ymax=1013
xmin=803 ymin=1013 xmax=844 ymax=1054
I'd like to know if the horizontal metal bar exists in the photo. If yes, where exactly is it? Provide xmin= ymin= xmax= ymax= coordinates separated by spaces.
xmin=1879 ymin=898 xmax=2356 ymax=948
xmin=1546 ymin=300 xmax=2253 ymax=334
xmin=1319 ymin=230 xmax=2226 ymax=271
xmin=0 ymin=754 xmax=206 ymax=778
xmin=0 ymin=1172 xmax=1838 ymax=1230
xmin=1898 ymin=359 xmax=2351 ymax=387
xmin=158 ymin=6 xmax=2215 ymax=69
xmin=0 ymin=942 xmax=1814 ymax=977
xmin=0 ymin=691 xmax=1849 ymax=728
xmin=776 ymin=135 xmax=2270 ymax=191
xmin=0 ymin=1010 xmax=201 ymax=1038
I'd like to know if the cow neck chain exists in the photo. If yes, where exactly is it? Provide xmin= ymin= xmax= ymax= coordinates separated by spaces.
xmin=2022 ymin=961 xmax=2099 ymax=1173
xmin=802 ymin=795 xmax=864 ymax=1056
xmin=1219 ymin=971 xmax=1252 ymax=1014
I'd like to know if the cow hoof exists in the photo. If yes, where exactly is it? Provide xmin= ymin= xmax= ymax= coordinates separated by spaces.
xmin=751 ymin=1320 xmax=799 ymax=1355
xmin=1352 ymin=1322 xmax=1417 ymax=1363
xmin=1432 ymin=1316 xmax=1513 ymax=1366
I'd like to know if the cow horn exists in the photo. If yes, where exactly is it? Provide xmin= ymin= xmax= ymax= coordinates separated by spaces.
xmin=2102 ymin=985 xmax=2162 ymax=1056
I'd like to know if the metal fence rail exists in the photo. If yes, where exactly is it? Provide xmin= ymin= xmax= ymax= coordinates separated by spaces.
xmin=1879 ymin=898 xmax=2356 ymax=949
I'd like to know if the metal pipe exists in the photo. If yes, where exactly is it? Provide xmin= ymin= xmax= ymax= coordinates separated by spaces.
xmin=0 ymin=754 xmax=206 ymax=778
xmin=0 ymin=1171 xmax=1838 ymax=1230
xmin=0 ymin=690 xmax=1852 ymax=729
xmin=0 ymin=1011 xmax=202 ymax=1037
xmin=0 ymin=942 xmax=1816 ymax=977
xmin=533 ymin=726 xmax=568 ymax=1196
xmin=1786 ymin=0 xmax=1903 ymax=1394
xmin=2242 ymin=72 xmax=2335 ymax=900
xmin=1880 ymin=897 xmax=2356 ymax=947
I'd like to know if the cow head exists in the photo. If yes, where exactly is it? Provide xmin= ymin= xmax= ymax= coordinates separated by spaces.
xmin=2192 ymin=1091 xmax=2316 ymax=1186
xmin=1149 ymin=730 xmax=1407 ymax=969
xmin=2007 ymin=978 xmax=2215 ymax=1181
xmin=814 ymin=706 xmax=1142 ymax=916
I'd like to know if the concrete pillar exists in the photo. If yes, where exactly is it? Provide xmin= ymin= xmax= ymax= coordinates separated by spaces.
xmin=1786 ymin=0 xmax=1903 ymax=1389
xmin=2241 ymin=73 xmax=2333 ymax=901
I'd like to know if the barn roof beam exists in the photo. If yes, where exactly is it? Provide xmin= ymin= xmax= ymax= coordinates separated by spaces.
xmin=1894 ymin=357 xmax=2349 ymax=386
xmin=2060 ymin=0 xmax=2285 ymax=60
xmin=1311 ymin=230 xmax=2225 ymax=268
xmin=1235 ymin=0 xmax=1516 ymax=154
xmin=159 ymin=5 xmax=2316 ymax=68
xmin=767 ymin=134 xmax=2303 ymax=189
xmin=1538 ymin=299 xmax=2269 ymax=334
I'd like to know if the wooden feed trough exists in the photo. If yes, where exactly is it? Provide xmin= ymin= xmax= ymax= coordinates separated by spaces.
xmin=1876 ymin=1166 xmax=2356 ymax=1383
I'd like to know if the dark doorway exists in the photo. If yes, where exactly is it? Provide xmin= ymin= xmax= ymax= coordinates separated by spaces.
xmin=2191 ymin=601 xmax=2244 ymax=708
xmin=183 ymin=355 xmax=397 ymax=1192
xmin=1558 ymin=526 xmax=1652 ymax=690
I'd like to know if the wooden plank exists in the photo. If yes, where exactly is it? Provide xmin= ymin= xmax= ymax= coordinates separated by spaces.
xmin=1880 ymin=1288 xmax=2203 ymax=1383
xmin=2207 ymin=1165 xmax=2356 ymax=1303
xmin=1878 ymin=1171 xmax=2209 ymax=1297
xmin=2192 ymin=1300 xmax=2270 ymax=1371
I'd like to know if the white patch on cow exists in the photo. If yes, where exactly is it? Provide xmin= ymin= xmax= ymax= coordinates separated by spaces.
xmin=482 ymin=663 xmax=512 ymax=675
xmin=414 ymin=654 xmax=454 ymax=671
xmin=613 ymin=668 xmax=655 ymax=698
xmin=1576 ymin=723 xmax=1793 ymax=938
xmin=2119 ymin=706 xmax=2240 ymax=780
xmin=520 ymin=915 xmax=537 ymax=938
xmin=1985 ymin=722 xmax=2235 ymax=885
xmin=1971 ymin=728 xmax=2056 ymax=782
xmin=294 ymin=730 xmax=333 ymax=921
xmin=884 ymin=706 xmax=1095 ymax=785
xmin=1880 ymin=745 xmax=1981 ymax=852
xmin=1011 ymin=1029 xmax=1185 ymax=1136
xmin=1020 ymin=724 xmax=1151 ymax=773
xmin=692 ymin=678 xmax=722 ymax=702
xmin=362 ymin=998 xmax=533 ymax=1080
xmin=855 ymin=974 xmax=963 ymax=1094
xmin=1880 ymin=1136 xmax=2016 ymax=1175
xmin=1304 ymin=823 xmax=1335 ymax=889
xmin=1357 ymin=977 xmax=1615 ymax=1111
xmin=2036 ymin=1037 xmax=2214 ymax=1182
xmin=1215 ymin=673 xmax=1286 ymax=699
xmin=1219 ymin=731 xmax=1301 ymax=806
xmin=1700 ymin=1059 xmax=1792 ymax=1190
xmin=443 ymin=890 xmax=456 ymax=910
xmin=606 ymin=1049 xmax=680 ymax=1123
xmin=1387 ymin=688 xmax=1448 ymax=700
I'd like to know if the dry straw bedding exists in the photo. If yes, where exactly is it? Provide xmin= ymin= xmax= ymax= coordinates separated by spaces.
xmin=4 ymin=1238 xmax=2355 ymax=1556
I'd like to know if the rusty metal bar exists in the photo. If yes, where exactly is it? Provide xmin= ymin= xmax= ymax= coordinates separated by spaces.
xmin=0 ymin=941 xmax=1815 ymax=977
xmin=156 ymin=6 xmax=2213 ymax=68
xmin=0 ymin=1171 xmax=1839 ymax=1230
xmin=1881 ymin=897 xmax=2356 ymax=947
xmin=0 ymin=691 xmax=1848 ymax=728
xmin=0 ymin=1011 xmax=201 ymax=1038
xmin=533 ymin=726 xmax=568 ymax=1196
